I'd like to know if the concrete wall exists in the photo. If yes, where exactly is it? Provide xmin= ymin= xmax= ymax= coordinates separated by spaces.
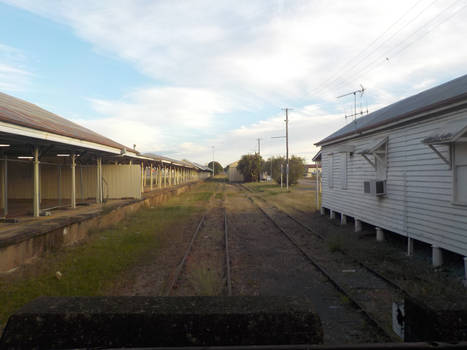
xmin=320 ymin=107 xmax=467 ymax=257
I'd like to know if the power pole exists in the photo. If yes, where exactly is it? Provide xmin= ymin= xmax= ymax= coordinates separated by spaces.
xmin=211 ymin=146 xmax=215 ymax=177
xmin=256 ymin=138 xmax=262 ymax=182
xmin=282 ymin=108 xmax=292 ymax=191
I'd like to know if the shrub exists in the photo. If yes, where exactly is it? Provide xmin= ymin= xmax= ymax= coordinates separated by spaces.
xmin=264 ymin=155 xmax=305 ymax=185
xmin=237 ymin=154 xmax=264 ymax=182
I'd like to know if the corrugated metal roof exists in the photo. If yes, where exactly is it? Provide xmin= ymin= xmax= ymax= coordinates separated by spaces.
xmin=0 ymin=92 xmax=130 ymax=151
xmin=316 ymin=74 xmax=467 ymax=146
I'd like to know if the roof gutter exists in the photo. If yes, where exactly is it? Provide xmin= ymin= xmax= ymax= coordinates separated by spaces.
xmin=315 ymin=93 xmax=467 ymax=147
xmin=0 ymin=120 xmax=122 ymax=155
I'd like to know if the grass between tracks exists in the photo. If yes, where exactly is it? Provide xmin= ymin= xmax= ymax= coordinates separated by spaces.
xmin=243 ymin=181 xmax=318 ymax=212
xmin=0 ymin=182 xmax=215 ymax=331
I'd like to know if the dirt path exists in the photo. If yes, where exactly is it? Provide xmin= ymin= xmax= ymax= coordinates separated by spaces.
xmin=225 ymin=184 xmax=387 ymax=345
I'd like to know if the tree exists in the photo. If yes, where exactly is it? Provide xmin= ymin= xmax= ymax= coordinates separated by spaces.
xmin=237 ymin=154 xmax=264 ymax=182
xmin=264 ymin=155 xmax=304 ymax=185
xmin=207 ymin=161 xmax=224 ymax=175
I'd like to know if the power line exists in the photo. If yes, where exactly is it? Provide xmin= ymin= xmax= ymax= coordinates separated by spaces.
xmin=311 ymin=0 xmax=430 ymax=95
xmin=329 ymin=0 xmax=463 ymax=94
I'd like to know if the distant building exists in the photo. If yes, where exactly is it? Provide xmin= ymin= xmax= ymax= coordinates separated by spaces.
xmin=304 ymin=164 xmax=321 ymax=177
xmin=227 ymin=161 xmax=244 ymax=183
xmin=315 ymin=74 xmax=467 ymax=270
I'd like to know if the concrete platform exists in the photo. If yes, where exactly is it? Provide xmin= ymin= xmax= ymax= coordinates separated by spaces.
xmin=0 ymin=182 xmax=199 ymax=272
xmin=0 ymin=296 xmax=323 ymax=348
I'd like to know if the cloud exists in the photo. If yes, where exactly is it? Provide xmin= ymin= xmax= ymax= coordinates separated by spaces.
xmin=0 ymin=43 xmax=32 ymax=92
xmin=74 ymin=86 xmax=232 ymax=153
xmin=6 ymin=0 xmax=466 ymax=101
xmin=3 ymin=0 xmax=467 ymax=165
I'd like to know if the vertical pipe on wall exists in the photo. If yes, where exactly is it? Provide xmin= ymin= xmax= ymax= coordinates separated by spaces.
xmin=33 ymin=146 xmax=40 ymax=217
xmin=71 ymin=154 xmax=76 ymax=209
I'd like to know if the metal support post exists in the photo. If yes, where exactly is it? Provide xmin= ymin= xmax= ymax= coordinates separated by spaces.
xmin=58 ymin=166 xmax=62 ymax=207
xmin=33 ymin=146 xmax=40 ymax=217
xmin=71 ymin=154 xmax=76 ymax=209
xmin=96 ymin=157 xmax=102 ymax=204
xmin=141 ymin=163 xmax=145 ymax=193
xmin=158 ymin=166 xmax=162 ymax=188
xmin=150 ymin=164 xmax=153 ymax=191
xmin=2 ymin=155 xmax=7 ymax=217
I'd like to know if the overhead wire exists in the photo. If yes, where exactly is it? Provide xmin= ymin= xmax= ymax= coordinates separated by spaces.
xmin=307 ymin=0 xmax=437 ymax=96
xmin=329 ymin=0 xmax=464 ymax=94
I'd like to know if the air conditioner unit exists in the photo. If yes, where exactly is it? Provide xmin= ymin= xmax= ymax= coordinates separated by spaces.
xmin=363 ymin=180 xmax=387 ymax=196
xmin=375 ymin=180 xmax=387 ymax=196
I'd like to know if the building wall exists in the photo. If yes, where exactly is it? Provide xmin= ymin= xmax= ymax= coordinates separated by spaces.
xmin=228 ymin=167 xmax=244 ymax=182
xmin=1 ymin=162 xmax=141 ymax=201
xmin=320 ymin=107 xmax=467 ymax=257
xmin=103 ymin=164 xmax=141 ymax=199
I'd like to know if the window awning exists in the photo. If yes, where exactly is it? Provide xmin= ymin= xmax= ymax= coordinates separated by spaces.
xmin=334 ymin=145 xmax=356 ymax=153
xmin=312 ymin=150 xmax=321 ymax=162
xmin=422 ymin=119 xmax=467 ymax=144
xmin=359 ymin=136 xmax=388 ymax=155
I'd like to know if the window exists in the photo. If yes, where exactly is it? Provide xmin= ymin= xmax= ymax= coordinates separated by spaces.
xmin=454 ymin=142 xmax=467 ymax=204
xmin=375 ymin=151 xmax=387 ymax=180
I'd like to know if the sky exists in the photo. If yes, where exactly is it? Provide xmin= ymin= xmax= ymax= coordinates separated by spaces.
xmin=0 ymin=0 xmax=466 ymax=166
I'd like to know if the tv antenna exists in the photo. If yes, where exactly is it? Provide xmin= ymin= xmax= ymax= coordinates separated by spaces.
xmin=337 ymin=85 xmax=368 ymax=121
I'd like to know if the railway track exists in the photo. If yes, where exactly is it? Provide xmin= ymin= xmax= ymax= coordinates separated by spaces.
xmin=165 ymin=183 xmax=232 ymax=296
xmin=236 ymin=183 xmax=401 ymax=342
xmin=243 ymin=184 xmax=425 ymax=297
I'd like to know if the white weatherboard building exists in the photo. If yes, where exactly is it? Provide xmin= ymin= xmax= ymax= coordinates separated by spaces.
xmin=315 ymin=74 xmax=467 ymax=272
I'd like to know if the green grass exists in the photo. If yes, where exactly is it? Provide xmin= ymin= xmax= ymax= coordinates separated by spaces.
xmin=188 ymin=191 xmax=212 ymax=202
xmin=188 ymin=265 xmax=224 ymax=296
xmin=0 ymin=186 xmax=210 ymax=330
xmin=327 ymin=237 xmax=343 ymax=253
